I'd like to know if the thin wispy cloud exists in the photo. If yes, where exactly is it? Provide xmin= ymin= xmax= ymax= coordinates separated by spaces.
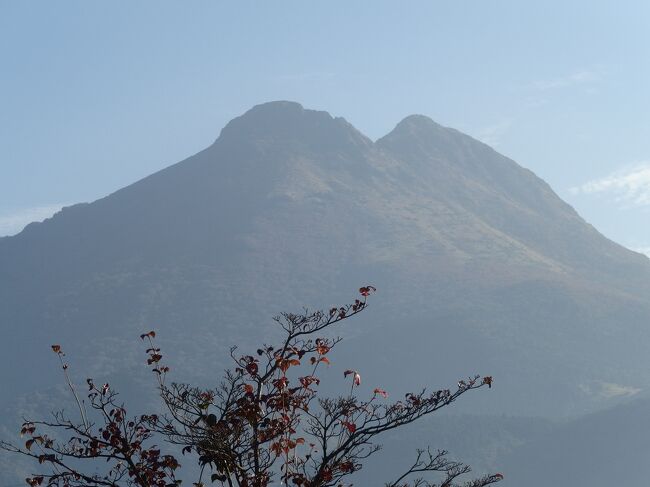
xmin=477 ymin=118 xmax=513 ymax=148
xmin=477 ymin=69 xmax=601 ymax=148
xmin=532 ymin=69 xmax=600 ymax=91
xmin=630 ymin=246 xmax=650 ymax=257
xmin=570 ymin=162 xmax=650 ymax=207
xmin=0 ymin=204 xmax=65 ymax=237
xmin=622 ymin=238 xmax=650 ymax=258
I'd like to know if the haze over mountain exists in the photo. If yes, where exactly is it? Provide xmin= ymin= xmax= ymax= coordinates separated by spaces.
xmin=3 ymin=100 xmax=650 ymax=410
xmin=3 ymin=101 xmax=650 ymax=483
xmin=501 ymin=396 xmax=650 ymax=486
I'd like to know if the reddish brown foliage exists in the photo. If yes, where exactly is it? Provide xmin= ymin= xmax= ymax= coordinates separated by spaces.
xmin=1 ymin=286 xmax=502 ymax=487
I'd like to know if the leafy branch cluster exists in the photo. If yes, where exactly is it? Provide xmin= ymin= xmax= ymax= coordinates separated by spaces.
xmin=3 ymin=358 xmax=179 ymax=487
xmin=1 ymin=286 xmax=502 ymax=487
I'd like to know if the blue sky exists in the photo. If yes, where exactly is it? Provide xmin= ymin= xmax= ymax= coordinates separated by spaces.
xmin=2 ymin=1 xmax=650 ymax=253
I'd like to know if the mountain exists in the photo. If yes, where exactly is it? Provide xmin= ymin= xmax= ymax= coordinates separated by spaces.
xmin=501 ymin=396 xmax=650 ymax=486
xmin=2 ymin=100 xmax=650 ymax=427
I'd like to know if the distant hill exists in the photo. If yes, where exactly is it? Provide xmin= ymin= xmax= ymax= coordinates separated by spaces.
xmin=2 ymin=100 xmax=650 ymax=428
xmin=501 ymin=396 xmax=650 ymax=486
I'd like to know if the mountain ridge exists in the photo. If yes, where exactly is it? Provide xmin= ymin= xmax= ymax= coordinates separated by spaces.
xmin=16 ymin=101 xmax=645 ymax=275
xmin=2 ymin=101 xmax=650 ymax=423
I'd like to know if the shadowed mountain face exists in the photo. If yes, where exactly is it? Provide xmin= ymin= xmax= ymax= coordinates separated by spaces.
xmin=2 ymin=101 xmax=650 ymax=427
xmin=500 ymin=396 xmax=650 ymax=486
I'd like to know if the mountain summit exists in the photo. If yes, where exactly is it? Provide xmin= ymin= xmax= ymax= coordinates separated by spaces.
xmin=2 ymin=101 xmax=650 ymax=422
xmin=217 ymin=101 xmax=372 ymax=157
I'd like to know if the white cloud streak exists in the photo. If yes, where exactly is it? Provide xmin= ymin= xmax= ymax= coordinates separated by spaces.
xmin=0 ymin=204 xmax=65 ymax=237
xmin=571 ymin=162 xmax=650 ymax=207
xmin=533 ymin=69 xmax=600 ymax=91
xmin=477 ymin=118 xmax=513 ymax=148
xmin=631 ymin=247 xmax=650 ymax=258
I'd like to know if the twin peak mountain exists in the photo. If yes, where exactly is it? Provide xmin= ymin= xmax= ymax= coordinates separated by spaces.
xmin=2 ymin=101 xmax=649 ymax=417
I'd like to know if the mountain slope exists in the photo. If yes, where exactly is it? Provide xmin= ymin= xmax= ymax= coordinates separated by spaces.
xmin=501 ymin=396 xmax=650 ymax=486
xmin=2 ymin=101 xmax=650 ymax=423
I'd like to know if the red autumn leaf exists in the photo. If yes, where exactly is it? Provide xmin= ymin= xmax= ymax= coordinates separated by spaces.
xmin=341 ymin=420 xmax=357 ymax=433
xmin=51 ymin=345 xmax=61 ymax=353
xmin=147 ymin=353 xmax=162 ymax=365
xmin=315 ymin=339 xmax=330 ymax=355
xmin=482 ymin=376 xmax=493 ymax=388
xmin=373 ymin=388 xmax=388 ymax=398
xmin=246 ymin=362 xmax=258 ymax=376
xmin=344 ymin=369 xmax=361 ymax=386
xmin=270 ymin=441 xmax=282 ymax=456
xmin=273 ymin=377 xmax=288 ymax=390
xmin=243 ymin=384 xmax=254 ymax=394
xmin=321 ymin=468 xmax=333 ymax=481
xmin=359 ymin=285 xmax=376 ymax=297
